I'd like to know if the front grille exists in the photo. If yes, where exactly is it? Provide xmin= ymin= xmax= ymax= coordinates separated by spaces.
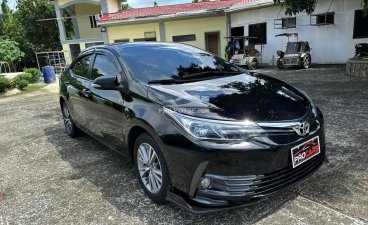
xmin=284 ymin=57 xmax=299 ymax=65
xmin=197 ymin=152 xmax=324 ymax=202
xmin=233 ymin=59 xmax=242 ymax=65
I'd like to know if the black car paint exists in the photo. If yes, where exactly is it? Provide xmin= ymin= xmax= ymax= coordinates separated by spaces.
xmin=59 ymin=43 xmax=325 ymax=213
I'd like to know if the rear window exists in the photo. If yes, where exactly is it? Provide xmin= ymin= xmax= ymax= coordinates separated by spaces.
xmin=113 ymin=43 xmax=241 ymax=83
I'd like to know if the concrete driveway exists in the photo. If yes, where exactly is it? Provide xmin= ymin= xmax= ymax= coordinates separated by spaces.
xmin=0 ymin=65 xmax=367 ymax=225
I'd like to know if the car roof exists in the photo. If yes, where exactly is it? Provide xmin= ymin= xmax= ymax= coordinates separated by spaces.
xmin=81 ymin=42 xmax=189 ymax=55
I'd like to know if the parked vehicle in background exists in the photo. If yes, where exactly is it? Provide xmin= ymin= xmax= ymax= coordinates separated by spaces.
xmin=59 ymin=42 xmax=326 ymax=214
xmin=276 ymin=33 xmax=312 ymax=70
xmin=225 ymin=36 xmax=262 ymax=70
xmin=355 ymin=43 xmax=368 ymax=58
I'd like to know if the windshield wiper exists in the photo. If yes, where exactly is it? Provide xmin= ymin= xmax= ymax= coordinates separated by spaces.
xmin=148 ymin=71 xmax=243 ymax=85
xmin=177 ymin=71 xmax=243 ymax=80
xmin=148 ymin=78 xmax=182 ymax=84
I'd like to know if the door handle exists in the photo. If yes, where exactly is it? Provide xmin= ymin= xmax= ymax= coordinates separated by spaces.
xmin=82 ymin=89 xmax=92 ymax=98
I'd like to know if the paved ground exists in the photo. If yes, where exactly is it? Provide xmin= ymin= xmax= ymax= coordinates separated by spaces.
xmin=0 ymin=65 xmax=367 ymax=225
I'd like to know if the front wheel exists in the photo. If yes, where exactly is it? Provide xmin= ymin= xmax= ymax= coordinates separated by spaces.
xmin=248 ymin=58 xmax=259 ymax=70
xmin=303 ymin=54 xmax=311 ymax=69
xmin=61 ymin=102 xmax=81 ymax=138
xmin=277 ymin=59 xmax=284 ymax=70
xmin=134 ymin=133 xmax=170 ymax=204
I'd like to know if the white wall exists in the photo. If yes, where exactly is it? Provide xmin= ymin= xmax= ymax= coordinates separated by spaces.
xmin=231 ymin=0 xmax=368 ymax=65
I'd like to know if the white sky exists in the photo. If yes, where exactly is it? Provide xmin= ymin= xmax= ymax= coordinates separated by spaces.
xmin=6 ymin=0 xmax=192 ymax=10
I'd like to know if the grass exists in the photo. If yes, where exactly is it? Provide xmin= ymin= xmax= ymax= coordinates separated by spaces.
xmin=22 ymin=83 xmax=47 ymax=93
xmin=0 ymin=83 xmax=48 ymax=98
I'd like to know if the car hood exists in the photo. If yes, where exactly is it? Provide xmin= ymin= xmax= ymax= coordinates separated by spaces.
xmin=147 ymin=73 xmax=310 ymax=121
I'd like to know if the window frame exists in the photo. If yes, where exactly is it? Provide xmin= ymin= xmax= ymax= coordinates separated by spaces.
xmin=310 ymin=12 xmax=335 ymax=26
xmin=353 ymin=10 xmax=368 ymax=39
xmin=248 ymin=22 xmax=267 ymax=45
xmin=90 ymin=53 xmax=121 ymax=81
xmin=69 ymin=53 xmax=94 ymax=80
xmin=172 ymin=34 xmax=196 ymax=42
xmin=89 ymin=15 xmax=100 ymax=29
xmin=274 ymin=17 xmax=296 ymax=29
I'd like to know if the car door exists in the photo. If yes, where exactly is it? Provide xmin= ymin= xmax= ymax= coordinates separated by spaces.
xmin=67 ymin=53 xmax=93 ymax=129
xmin=84 ymin=51 xmax=126 ymax=151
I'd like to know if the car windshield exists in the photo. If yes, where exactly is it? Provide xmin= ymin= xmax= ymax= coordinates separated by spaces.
xmin=285 ymin=42 xmax=301 ymax=54
xmin=113 ymin=43 xmax=242 ymax=83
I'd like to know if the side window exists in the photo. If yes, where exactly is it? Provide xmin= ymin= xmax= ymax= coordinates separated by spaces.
xmin=71 ymin=55 xmax=92 ymax=79
xmin=91 ymin=54 xmax=120 ymax=80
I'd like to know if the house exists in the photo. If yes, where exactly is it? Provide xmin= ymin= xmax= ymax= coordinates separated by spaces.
xmin=54 ymin=0 xmax=368 ymax=66
xmin=54 ymin=0 xmax=124 ymax=64
xmin=97 ymin=0 xmax=258 ymax=59
xmin=227 ymin=0 xmax=368 ymax=64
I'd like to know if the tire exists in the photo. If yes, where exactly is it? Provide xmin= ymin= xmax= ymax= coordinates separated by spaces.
xmin=303 ymin=54 xmax=311 ymax=69
xmin=248 ymin=58 xmax=259 ymax=70
xmin=134 ymin=133 xmax=170 ymax=204
xmin=61 ymin=102 xmax=81 ymax=138
xmin=277 ymin=59 xmax=284 ymax=70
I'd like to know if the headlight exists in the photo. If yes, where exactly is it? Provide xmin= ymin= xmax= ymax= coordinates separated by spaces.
xmin=164 ymin=108 xmax=264 ymax=141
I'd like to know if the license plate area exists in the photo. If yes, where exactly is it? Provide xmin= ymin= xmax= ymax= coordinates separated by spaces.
xmin=291 ymin=136 xmax=320 ymax=168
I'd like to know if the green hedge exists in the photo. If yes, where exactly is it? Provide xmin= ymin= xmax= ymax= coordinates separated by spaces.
xmin=0 ymin=76 xmax=11 ymax=93
xmin=16 ymin=79 xmax=29 ymax=90
xmin=14 ymin=73 xmax=33 ymax=83
xmin=24 ymin=68 xmax=41 ymax=83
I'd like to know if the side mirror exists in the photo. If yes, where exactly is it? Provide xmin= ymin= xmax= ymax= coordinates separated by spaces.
xmin=92 ymin=76 xmax=121 ymax=90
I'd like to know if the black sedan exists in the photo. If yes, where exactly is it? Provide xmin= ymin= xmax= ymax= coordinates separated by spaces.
xmin=59 ymin=42 xmax=326 ymax=214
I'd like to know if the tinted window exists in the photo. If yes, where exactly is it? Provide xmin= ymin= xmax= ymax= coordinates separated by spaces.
xmin=71 ymin=55 xmax=92 ymax=79
xmin=353 ymin=10 xmax=368 ymax=39
xmin=91 ymin=54 xmax=120 ymax=80
xmin=173 ymin=34 xmax=196 ymax=42
xmin=249 ymin=23 xmax=267 ymax=45
xmin=285 ymin=42 xmax=301 ymax=54
xmin=114 ymin=44 xmax=241 ymax=83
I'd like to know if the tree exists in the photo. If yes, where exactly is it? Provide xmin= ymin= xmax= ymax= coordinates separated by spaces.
xmin=153 ymin=1 xmax=158 ymax=7
xmin=192 ymin=0 xmax=199 ymax=2
xmin=0 ymin=0 xmax=13 ymax=37
xmin=275 ymin=0 xmax=368 ymax=17
xmin=0 ymin=38 xmax=25 ymax=70
xmin=5 ymin=0 xmax=61 ymax=67
xmin=122 ymin=3 xmax=131 ymax=10
xmin=363 ymin=0 xmax=368 ymax=16
xmin=273 ymin=0 xmax=317 ymax=16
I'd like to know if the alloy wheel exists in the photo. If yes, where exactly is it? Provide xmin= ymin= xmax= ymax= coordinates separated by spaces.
xmin=62 ymin=104 xmax=73 ymax=134
xmin=304 ymin=56 xmax=310 ymax=69
xmin=137 ymin=143 xmax=163 ymax=194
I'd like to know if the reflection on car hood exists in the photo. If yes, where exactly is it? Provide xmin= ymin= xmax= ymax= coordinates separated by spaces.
xmin=147 ymin=73 xmax=310 ymax=121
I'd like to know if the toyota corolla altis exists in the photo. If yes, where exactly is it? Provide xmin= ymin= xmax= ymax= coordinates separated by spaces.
xmin=59 ymin=42 xmax=326 ymax=213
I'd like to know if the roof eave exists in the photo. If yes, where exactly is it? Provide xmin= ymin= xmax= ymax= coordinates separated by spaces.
xmin=225 ymin=1 xmax=275 ymax=13
xmin=98 ymin=9 xmax=225 ymax=26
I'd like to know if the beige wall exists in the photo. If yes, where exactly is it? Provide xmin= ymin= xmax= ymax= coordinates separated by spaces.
xmin=105 ymin=16 xmax=227 ymax=58
xmin=107 ymin=23 xmax=161 ymax=43
xmin=164 ymin=16 xmax=227 ymax=58
xmin=73 ymin=4 xmax=102 ymax=39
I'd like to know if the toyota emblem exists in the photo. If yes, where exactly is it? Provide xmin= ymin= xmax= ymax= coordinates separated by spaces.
xmin=293 ymin=121 xmax=310 ymax=136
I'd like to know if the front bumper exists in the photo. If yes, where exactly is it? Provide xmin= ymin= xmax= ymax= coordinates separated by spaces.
xmin=166 ymin=153 xmax=326 ymax=214
xmin=157 ymin=108 xmax=326 ymax=213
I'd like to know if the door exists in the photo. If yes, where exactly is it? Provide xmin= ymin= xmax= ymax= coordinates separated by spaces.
xmin=205 ymin=32 xmax=220 ymax=56
xmin=85 ymin=53 xmax=126 ymax=151
xmin=67 ymin=54 xmax=93 ymax=129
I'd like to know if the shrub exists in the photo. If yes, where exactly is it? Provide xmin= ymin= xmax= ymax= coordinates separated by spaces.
xmin=24 ymin=68 xmax=41 ymax=83
xmin=16 ymin=79 xmax=29 ymax=90
xmin=0 ymin=76 xmax=11 ymax=93
xmin=14 ymin=73 xmax=33 ymax=83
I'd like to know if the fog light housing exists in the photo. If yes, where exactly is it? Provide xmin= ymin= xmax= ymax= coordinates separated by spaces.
xmin=199 ymin=177 xmax=211 ymax=189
